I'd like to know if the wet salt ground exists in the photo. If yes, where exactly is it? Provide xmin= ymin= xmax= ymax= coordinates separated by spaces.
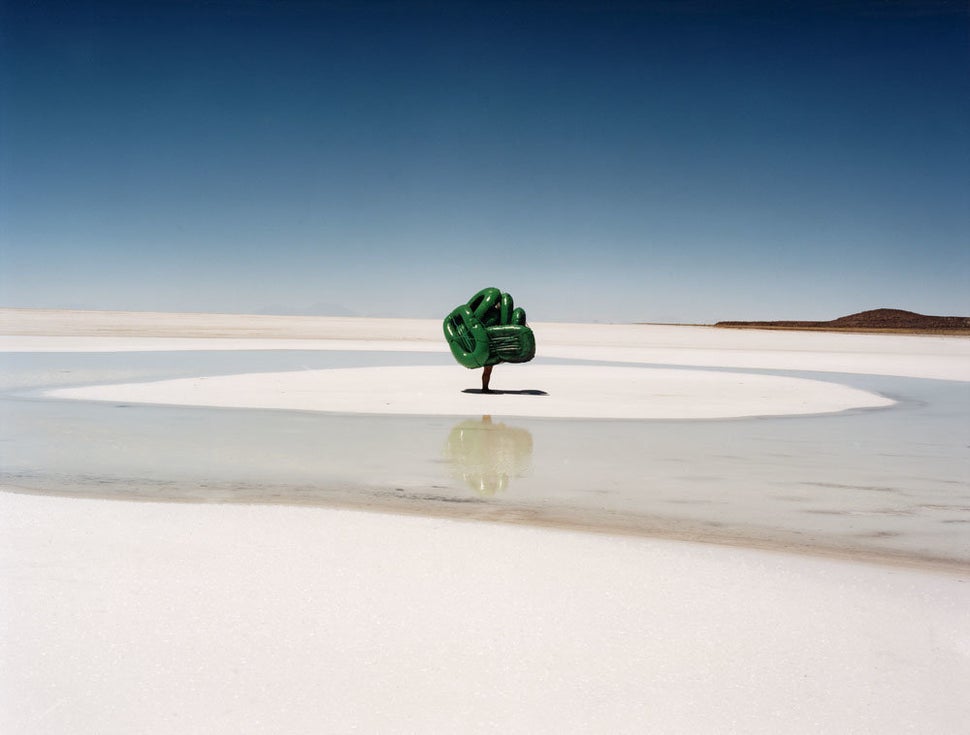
xmin=1 ymin=350 xmax=968 ymax=567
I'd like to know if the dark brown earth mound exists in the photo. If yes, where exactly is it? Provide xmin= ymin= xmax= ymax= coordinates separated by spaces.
xmin=716 ymin=309 xmax=970 ymax=334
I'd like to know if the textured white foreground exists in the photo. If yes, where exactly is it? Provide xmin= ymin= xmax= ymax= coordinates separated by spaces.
xmin=47 ymin=364 xmax=893 ymax=419
xmin=2 ymin=491 xmax=968 ymax=735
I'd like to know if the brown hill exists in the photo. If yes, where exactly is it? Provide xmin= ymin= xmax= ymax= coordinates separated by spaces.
xmin=716 ymin=309 xmax=970 ymax=334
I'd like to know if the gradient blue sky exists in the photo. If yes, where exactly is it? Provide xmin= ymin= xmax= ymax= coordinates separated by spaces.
xmin=1 ymin=0 xmax=967 ymax=323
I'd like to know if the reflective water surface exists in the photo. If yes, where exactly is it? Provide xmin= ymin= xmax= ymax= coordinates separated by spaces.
xmin=1 ymin=350 xmax=968 ymax=568
xmin=445 ymin=416 xmax=534 ymax=495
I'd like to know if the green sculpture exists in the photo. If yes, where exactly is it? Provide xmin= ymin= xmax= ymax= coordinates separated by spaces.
xmin=443 ymin=287 xmax=536 ymax=391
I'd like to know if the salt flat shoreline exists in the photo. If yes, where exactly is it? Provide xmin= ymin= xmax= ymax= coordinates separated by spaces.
xmin=2 ymin=308 xmax=967 ymax=567
xmin=3 ymin=478 xmax=966 ymax=575
xmin=2 ymin=308 xmax=969 ymax=733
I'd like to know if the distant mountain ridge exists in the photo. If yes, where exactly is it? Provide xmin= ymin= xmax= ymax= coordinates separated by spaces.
xmin=716 ymin=309 xmax=970 ymax=333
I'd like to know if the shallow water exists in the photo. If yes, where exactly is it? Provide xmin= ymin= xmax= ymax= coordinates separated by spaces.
xmin=1 ymin=350 xmax=968 ymax=567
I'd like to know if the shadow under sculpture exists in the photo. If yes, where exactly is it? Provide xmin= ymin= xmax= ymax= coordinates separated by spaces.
xmin=444 ymin=416 xmax=534 ymax=496
xmin=443 ymin=287 xmax=536 ymax=391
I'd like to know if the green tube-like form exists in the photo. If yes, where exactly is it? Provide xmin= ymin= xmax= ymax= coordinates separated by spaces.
xmin=443 ymin=305 xmax=490 ymax=368
xmin=468 ymin=288 xmax=501 ymax=325
xmin=499 ymin=292 xmax=514 ymax=325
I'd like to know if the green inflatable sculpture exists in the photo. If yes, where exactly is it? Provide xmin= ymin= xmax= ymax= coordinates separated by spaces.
xmin=443 ymin=288 xmax=536 ymax=387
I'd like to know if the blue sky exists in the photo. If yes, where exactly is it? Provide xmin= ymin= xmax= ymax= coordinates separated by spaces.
xmin=1 ymin=0 xmax=967 ymax=323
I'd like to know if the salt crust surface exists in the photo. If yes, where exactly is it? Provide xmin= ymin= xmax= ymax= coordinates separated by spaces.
xmin=47 ymin=364 xmax=894 ymax=419
xmin=3 ymin=311 xmax=969 ymax=732
xmin=2 ymin=492 xmax=968 ymax=734
xmin=2 ymin=312 xmax=968 ymax=381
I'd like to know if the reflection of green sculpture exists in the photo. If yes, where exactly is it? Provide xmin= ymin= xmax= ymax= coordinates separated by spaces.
xmin=444 ymin=416 xmax=533 ymax=495
xmin=443 ymin=287 xmax=536 ymax=391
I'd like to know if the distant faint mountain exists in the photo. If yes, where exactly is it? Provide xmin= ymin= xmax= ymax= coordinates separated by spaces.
xmin=716 ymin=309 xmax=970 ymax=333
xmin=257 ymin=302 xmax=359 ymax=317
